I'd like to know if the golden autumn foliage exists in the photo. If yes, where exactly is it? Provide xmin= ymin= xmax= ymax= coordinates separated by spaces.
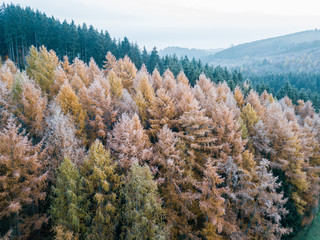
xmin=1 ymin=50 xmax=319 ymax=240
xmin=26 ymin=46 xmax=59 ymax=94
xmin=56 ymin=82 xmax=87 ymax=141
xmin=0 ymin=117 xmax=47 ymax=239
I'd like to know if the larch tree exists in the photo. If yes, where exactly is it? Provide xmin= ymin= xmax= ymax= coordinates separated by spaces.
xmin=148 ymin=88 xmax=176 ymax=137
xmin=72 ymin=58 xmax=90 ymax=87
xmin=134 ymin=72 xmax=155 ymax=126
xmin=162 ymin=69 xmax=177 ymax=94
xmin=0 ymin=117 xmax=47 ymax=239
xmin=115 ymin=56 xmax=137 ymax=93
xmin=151 ymin=68 xmax=163 ymax=92
xmin=136 ymin=73 xmax=155 ymax=104
xmin=264 ymin=102 xmax=308 ymax=215
xmin=56 ymin=82 xmax=87 ymax=142
xmin=240 ymin=103 xmax=260 ymax=136
xmin=108 ymin=113 xmax=152 ymax=172
xmin=210 ymin=101 xmax=246 ymax=167
xmin=243 ymin=159 xmax=291 ymax=240
xmin=153 ymin=126 xmax=196 ymax=239
xmin=62 ymin=56 xmax=73 ymax=75
xmin=52 ymin=66 xmax=68 ymax=97
xmin=217 ymin=157 xmax=254 ymax=238
xmin=103 ymin=52 xmax=117 ymax=76
xmin=116 ymin=89 xmax=138 ymax=118
xmin=246 ymin=90 xmax=266 ymax=117
xmin=233 ymin=86 xmax=245 ymax=109
xmin=177 ymin=97 xmax=214 ymax=178
xmin=87 ymin=57 xmax=102 ymax=83
xmin=176 ymin=71 xmax=189 ymax=86
xmin=17 ymin=74 xmax=47 ymax=138
xmin=0 ymin=60 xmax=16 ymax=88
xmin=199 ymin=158 xmax=226 ymax=240
xmin=82 ymin=75 xmax=116 ymax=143
xmin=44 ymin=102 xmax=84 ymax=178
xmin=121 ymin=162 xmax=167 ymax=240
xmin=134 ymin=90 xmax=148 ymax=125
xmin=26 ymin=46 xmax=59 ymax=94
xmin=81 ymin=140 xmax=121 ymax=240
xmin=50 ymin=157 xmax=85 ymax=238
xmin=108 ymin=69 xmax=124 ymax=99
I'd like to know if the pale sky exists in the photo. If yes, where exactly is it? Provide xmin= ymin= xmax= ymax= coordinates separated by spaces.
xmin=3 ymin=0 xmax=320 ymax=50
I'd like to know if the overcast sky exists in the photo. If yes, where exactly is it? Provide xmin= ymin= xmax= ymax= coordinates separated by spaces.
xmin=3 ymin=0 xmax=320 ymax=50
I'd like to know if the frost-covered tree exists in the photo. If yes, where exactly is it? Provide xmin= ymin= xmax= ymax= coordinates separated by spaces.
xmin=0 ymin=117 xmax=47 ymax=239
xmin=153 ymin=126 xmax=195 ymax=239
xmin=44 ymin=102 xmax=84 ymax=177
xmin=108 ymin=113 xmax=152 ymax=172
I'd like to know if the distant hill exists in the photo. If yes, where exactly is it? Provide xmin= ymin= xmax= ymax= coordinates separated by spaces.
xmin=159 ymin=46 xmax=223 ymax=59
xmin=202 ymin=30 xmax=320 ymax=74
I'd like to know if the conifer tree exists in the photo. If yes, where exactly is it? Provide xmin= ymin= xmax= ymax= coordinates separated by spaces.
xmin=52 ymin=67 xmax=68 ymax=97
xmin=136 ymin=73 xmax=155 ymax=104
xmin=162 ymin=69 xmax=177 ymax=93
xmin=81 ymin=140 xmax=121 ymax=240
xmin=115 ymin=56 xmax=137 ymax=92
xmin=26 ymin=46 xmax=59 ymax=94
xmin=44 ymin=103 xmax=84 ymax=177
xmin=151 ymin=68 xmax=163 ymax=92
xmin=82 ymin=76 xmax=116 ymax=143
xmin=153 ymin=126 xmax=195 ymax=238
xmin=72 ymin=58 xmax=90 ymax=87
xmin=243 ymin=159 xmax=291 ymax=239
xmin=148 ymin=88 xmax=176 ymax=136
xmin=0 ymin=60 xmax=16 ymax=88
xmin=62 ymin=56 xmax=72 ymax=75
xmin=177 ymin=71 xmax=189 ymax=86
xmin=108 ymin=113 xmax=152 ymax=172
xmin=0 ymin=117 xmax=47 ymax=239
xmin=103 ymin=52 xmax=117 ymax=76
xmin=56 ymin=82 xmax=87 ymax=141
xmin=246 ymin=90 xmax=265 ymax=117
xmin=264 ymin=102 xmax=308 ymax=215
xmin=108 ymin=69 xmax=123 ymax=98
xmin=18 ymin=74 xmax=47 ymax=138
xmin=121 ymin=162 xmax=167 ymax=240
xmin=241 ymin=103 xmax=260 ymax=136
xmin=87 ymin=57 xmax=101 ymax=83
xmin=200 ymin=158 xmax=226 ymax=240
xmin=134 ymin=90 xmax=148 ymax=125
xmin=50 ymin=157 xmax=85 ymax=238
xmin=234 ymin=86 xmax=245 ymax=109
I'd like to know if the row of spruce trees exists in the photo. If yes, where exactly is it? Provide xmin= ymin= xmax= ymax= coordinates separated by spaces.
xmin=0 ymin=45 xmax=320 ymax=239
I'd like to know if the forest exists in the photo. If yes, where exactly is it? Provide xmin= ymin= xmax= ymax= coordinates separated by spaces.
xmin=1 ymin=3 xmax=320 ymax=111
xmin=1 ymin=3 xmax=320 ymax=240
xmin=0 ymin=45 xmax=320 ymax=239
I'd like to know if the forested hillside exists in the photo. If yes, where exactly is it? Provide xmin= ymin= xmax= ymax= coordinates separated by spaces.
xmin=1 ymin=3 xmax=320 ymax=240
xmin=2 ymin=3 xmax=320 ymax=112
xmin=205 ymin=30 xmax=320 ymax=60
xmin=0 ymin=4 xmax=242 ymax=87
xmin=0 ymin=46 xmax=320 ymax=239
xmin=159 ymin=47 xmax=222 ymax=60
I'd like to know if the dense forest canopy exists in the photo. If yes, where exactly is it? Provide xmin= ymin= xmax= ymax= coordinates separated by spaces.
xmin=1 ymin=3 xmax=319 ymax=112
xmin=1 ymin=3 xmax=320 ymax=240
xmin=0 ymin=45 xmax=319 ymax=240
